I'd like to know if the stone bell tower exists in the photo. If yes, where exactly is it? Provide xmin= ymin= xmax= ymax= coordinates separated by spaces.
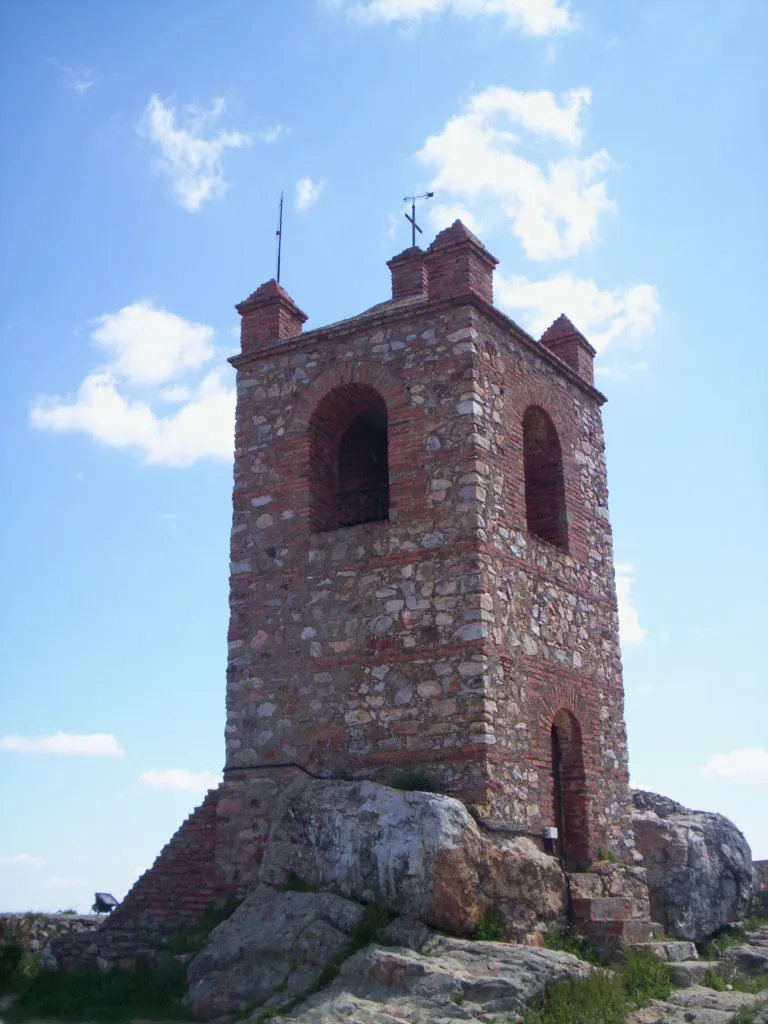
xmin=216 ymin=221 xmax=636 ymax=890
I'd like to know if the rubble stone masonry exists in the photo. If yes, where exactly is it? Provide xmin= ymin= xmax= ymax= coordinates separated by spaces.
xmin=218 ymin=221 xmax=636 ymax=888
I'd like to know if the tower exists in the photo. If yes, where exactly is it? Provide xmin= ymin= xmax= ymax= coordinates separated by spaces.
xmin=217 ymin=221 xmax=636 ymax=890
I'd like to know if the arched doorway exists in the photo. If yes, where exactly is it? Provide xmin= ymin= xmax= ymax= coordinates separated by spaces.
xmin=550 ymin=710 xmax=589 ymax=869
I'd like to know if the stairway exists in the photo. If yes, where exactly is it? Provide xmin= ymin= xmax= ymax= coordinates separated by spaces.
xmin=567 ymin=860 xmax=663 ymax=954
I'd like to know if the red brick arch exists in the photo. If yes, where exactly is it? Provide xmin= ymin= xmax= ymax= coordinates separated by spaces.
xmin=287 ymin=361 xmax=427 ymax=529
xmin=503 ymin=379 xmax=586 ymax=561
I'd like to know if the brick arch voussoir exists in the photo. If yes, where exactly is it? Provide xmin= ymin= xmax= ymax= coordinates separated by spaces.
xmin=538 ymin=683 xmax=589 ymax=737
xmin=515 ymin=381 xmax=574 ymax=453
xmin=288 ymin=361 xmax=412 ymax=438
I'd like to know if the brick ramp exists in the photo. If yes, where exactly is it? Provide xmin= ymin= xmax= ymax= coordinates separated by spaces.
xmin=51 ymin=788 xmax=230 ymax=968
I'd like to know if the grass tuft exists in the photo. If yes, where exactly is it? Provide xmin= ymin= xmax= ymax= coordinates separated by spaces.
xmin=621 ymin=947 xmax=672 ymax=1005
xmin=543 ymin=927 xmax=601 ymax=965
xmin=522 ymin=968 xmax=626 ymax=1024
xmin=6 ymin=959 xmax=190 ymax=1022
xmin=474 ymin=906 xmax=505 ymax=942
xmin=387 ymin=767 xmax=443 ymax=794
xmin=280 ymin=870 xmax=313 ymax=893
xmin=165 ymin=897 xmax=241 ymax=955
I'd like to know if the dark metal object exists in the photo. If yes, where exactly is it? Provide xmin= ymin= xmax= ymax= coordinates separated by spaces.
xmin=337 ymin=485 xmax=389 ymax=527
xmin=403 ymin=192 xmax=434 ymax=247
xmin=276 ymin=190 xmax=284 ymax=282
xmin=92 ymin=892 xmax=118 ymax=914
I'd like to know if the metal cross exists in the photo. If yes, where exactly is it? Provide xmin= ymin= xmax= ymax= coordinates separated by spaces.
xmin=403 ymin=192 xmax=434 ymax=247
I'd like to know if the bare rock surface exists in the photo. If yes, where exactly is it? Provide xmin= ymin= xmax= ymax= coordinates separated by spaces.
xmin=721 ymin=941 xmax=768 ymax=975
xmin=628 ymin=985 xmax=767 ymax=1024
xmin=272 ymin=928 xmax=592 ymax=1023
xmin=261 ymin=777 xmax=567 ymax=941
xmin=632 ymin=790 xmax=757 ymax=942
xmin=186 ymin=885 xmax=366 ymax=1018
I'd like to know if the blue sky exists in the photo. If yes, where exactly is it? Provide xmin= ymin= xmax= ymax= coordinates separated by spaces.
xmin=1 ymin=0 xmax=766 ymax=912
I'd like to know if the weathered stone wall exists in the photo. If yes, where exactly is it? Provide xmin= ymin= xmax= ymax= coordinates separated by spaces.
xmin=220 ymin=220 xmax=635 ymax=880
xmin=754 ymin=860 xmax=768 ymax=889
xmin=0 ymin=913 xmax=101 ymax=953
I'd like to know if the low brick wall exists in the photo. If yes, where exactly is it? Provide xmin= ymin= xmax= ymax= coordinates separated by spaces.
xmin=0 ymin=913 xmax=102 ymax=953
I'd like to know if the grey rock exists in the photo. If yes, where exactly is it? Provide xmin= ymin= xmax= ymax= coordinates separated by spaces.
xmin=275 ymin=929 xmax=592 ymax=1023
xmin=260 ymin=777 xmax=567 ymax=942
xmin=628 ymin=985 xmax=766 ymax=1024
xmin=721 ymin=941 xmax=768 ymax=974
xmin=632 ymin=789 xmax=757 ymax=942
xmin=666 ymin=960 xmax=721 ymax=988
xmin=186 ymin=886 xmax=366 ymax=1018
xmin=634 ymin=940 xmax=698 ymax=962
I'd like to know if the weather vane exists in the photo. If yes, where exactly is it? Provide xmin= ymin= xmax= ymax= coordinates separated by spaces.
xmin=276 ymin=190 xmax=284 ymax=282
xmin=403 ymin=192 xmax=434 ymax=247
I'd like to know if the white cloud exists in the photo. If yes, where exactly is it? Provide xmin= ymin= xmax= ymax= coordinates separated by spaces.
xmin=614 ymin=563 xmax=647 ymax=645
xmin=0 ymin=854 xmax=46 ymax=868
xmin=0 ymin=732 xmax=125 ymax=757
xmin=496 ymin=272 xmax=660 ymax=353
xmin=90 ymin=300 xmax=214 ymax=387
xmin=259 ymin=124 xmax=288 ymax=143
xmin=31 ymin=368 xmax=234 ymax=467
xmin=50 ymin=59 xmax=96 ymax=94
xmin=417 ymin=86 xmax=615 ymax=260
xmin=295 ymin=176 xmax=325 ymax=211
xmin=329 ymin=0 xmax=577 ymax=35
xmin=138 ymin=769 xmax=222 ymax=793
xmin=702 ymin=747 xmax=768 ymax=785
xmin=595 ymin=361 xmax=649 ymax=383
xmin=30 ymin=301 xmax=235 ymax=467
xmin=138 ymin=95 xmax=251 ymax=211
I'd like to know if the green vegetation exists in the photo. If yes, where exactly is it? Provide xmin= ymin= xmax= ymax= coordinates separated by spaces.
xmin=280 ymin=870 xmax=313 ymax=893
xmin=542 ymin=926 xmax=600 ymax=965
xmin=596 ymin=847 xmax=618 ymax=864
xmin=702 ymin=966 xmax=727 ymax=991
xmin=474 ymin=906 xmax=505 ymax=942
xmin=700 ymin=915 xmax=768 ymax=960
xmin=521 ymin=948 xmax=673 ymax=1024
xmin=6 ymin=959 xmax=191 ymax=1022
xmin=165 ymin=897 xmax=241 ymax=955
xmin=387 ymin=767 xmax=443 ymax=794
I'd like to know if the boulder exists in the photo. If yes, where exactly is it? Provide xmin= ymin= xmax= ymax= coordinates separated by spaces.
xmin=186 ymin=886 xmax=366 ymax=1018
xmin=260 ymin=777 xmax=567 ymax=942
xmin=276 ymin=924 xmax=593 ymax=1023
xmin=632 ymin=790 xmax=757 ymax=942
xmin=721 ymin=942 xmax=768 ymax=975
xmin=628 ymin=985 xmax=767 ymax=1024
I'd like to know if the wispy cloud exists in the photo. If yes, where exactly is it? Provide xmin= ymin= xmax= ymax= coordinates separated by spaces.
xmin=138 ymin=769 xmax=222 ymax=793
xmin=0 ymin=732 xmax=125 ymax=757
xmin=327 ymin=0 xmax=577 ymax=36
xmin=295 ymin=176 xmax=325 ymax=211
xmin=614 ymin=563 xmax=647 ymax=645
xmin=0 ymin=854 xmax=46 ymax=868
xmin=496 ymin=272 xmax=660 ymax=355
xmin=701 ymin=746 xmax=768 ymax=785
xmin=259 ymin=124 xmax=288 ymax=143
xmin=417 ymin=86 xmax=614 ymax=260
xmin=30 ymin=300 xmax=235 ymax=467
xmin=50 ymin=59 xmax=96 ymax=95
xmin=137 ymin=95 xmax=251 ymax=211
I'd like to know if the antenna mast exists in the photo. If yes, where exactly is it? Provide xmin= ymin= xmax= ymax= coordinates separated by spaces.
xmin=276 ymin=191 xmax=284 ymax=282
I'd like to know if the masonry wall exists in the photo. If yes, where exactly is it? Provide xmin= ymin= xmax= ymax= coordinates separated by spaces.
xmin=459 ymin=303 xmax=635 ymax=863
xmin=222 ymin=277 xmax=635 ymax=873
xmin=225 ymin=299 xmax=497 ymax=815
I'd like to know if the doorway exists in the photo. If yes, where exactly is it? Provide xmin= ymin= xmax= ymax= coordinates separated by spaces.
xmin=550 ymin=710 xmax=589 ymax=869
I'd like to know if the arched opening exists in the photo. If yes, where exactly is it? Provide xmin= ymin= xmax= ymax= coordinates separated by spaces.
xmin=551 ymin=710 xmax=589 ymax=870
xmin=523 ymin=406 xmax=568 ymax=551
xmin=309 ymin=384 xmax=390 ymax=532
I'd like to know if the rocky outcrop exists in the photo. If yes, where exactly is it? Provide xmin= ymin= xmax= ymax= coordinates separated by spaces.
xmin=279 ymin=939 xmax=592 ymax=1023
xmin=186 ymin=887 xmax=367 ymax=1018
xmin=628 ymin=985 xmax=768 ymax=1024
xmin=260 ymin=777 xmax=568 ymax=943
xmin=632 ymin=790 xmax=757 ymax=942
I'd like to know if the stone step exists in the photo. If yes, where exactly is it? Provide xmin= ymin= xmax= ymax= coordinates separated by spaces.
xmin=571 ymin=896 xmax=637 ymax=924
xmin=666 ymin=960 xmax=722 ymax=988
xmin=632 ymin=940 xmax=698 ymax=962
